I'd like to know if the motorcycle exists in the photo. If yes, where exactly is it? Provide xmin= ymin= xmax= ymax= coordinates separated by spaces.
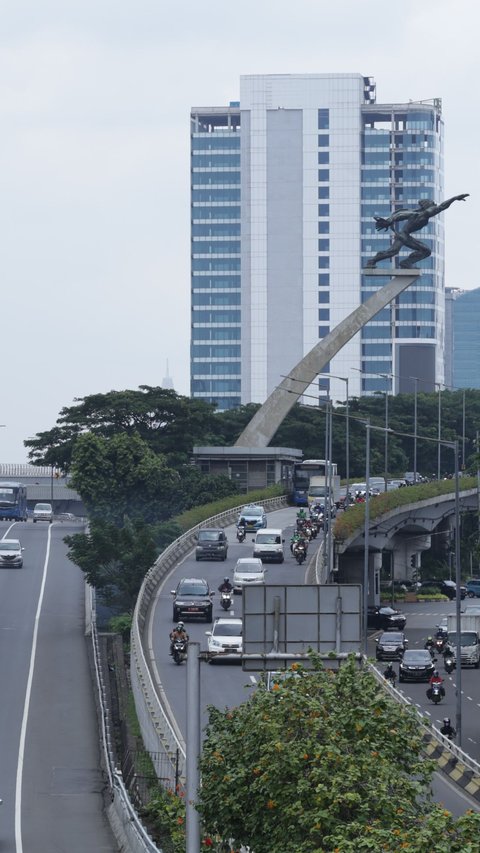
xmin=293 ymin=540 xmax=307 ymax=565
xmin=220 ymin=590 xmax=233 ymax=611
xmin=384 ymin=668 xmax=396 ymax=689
xmin=427 ymin=681 xmax=444 ymax=704
xmin=172 ymin=638 xmax=188 ymax=665
xmin=236 ymin=525 xmax=246 ymax=543
xmin=444 ymin=653 xmax=455 ymax=674
xmin=434 ymin=636 xmax=446 ymax=654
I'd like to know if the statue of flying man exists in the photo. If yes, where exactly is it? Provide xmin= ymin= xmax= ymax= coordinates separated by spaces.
xmin=365 ymin=194 xmax=469 ymax=269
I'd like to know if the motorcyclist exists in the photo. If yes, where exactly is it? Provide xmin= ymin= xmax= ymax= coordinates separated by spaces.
xmin=169 ymin=622 xmax=189 ymax=655
xmin=427 ymin=670 xmax=445 ymax=699
xmin=440 ymin=717 xmax=456 ymax=739
xmin=296 ymin=508 xmax=307 ymax=520
xmin=424 ymin=635 xmax=435 ymax=654
xmin=384 ymin=663 xmax=396 ymax=686
xmin=290 ymin=530 xmax=307 ymax=553
xmin=218 ymin=577 xmax=233 ymax=593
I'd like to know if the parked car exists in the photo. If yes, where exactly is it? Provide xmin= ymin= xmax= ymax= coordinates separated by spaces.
xmin=399 ymin=649 xmax=435 ymax=682
xmin=367 ymin=605 xmax=407 ymax=631
xmin=420 ymin=579 xmax=466 ymax=600
xmin=233 ymin=557 xmax=266 ymax=593
xmin=171 ymin=577 xmax=214 ymax=622
xmin=0 ymin=539 xmax=24 ymax=568
xmin=32 ymin=502 xmax=53 ymax=523
xmin=206 ymin=617 xmax=242 ymax=662
xmin=375 ymin=631 xmax=408 ymax=661
xmin=466 ymin=580 xmax=480 ymax=598
xmin=195 ymin=528 xmax=228 ymax=562
xmin=237 ymin=504 xmax=267 ymax=531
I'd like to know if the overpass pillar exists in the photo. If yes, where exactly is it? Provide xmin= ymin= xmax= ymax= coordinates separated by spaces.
xmin=337 ymin=550 xmax=382 ymax=606
xmin=391 ymin=533 xmax=431 ymax=580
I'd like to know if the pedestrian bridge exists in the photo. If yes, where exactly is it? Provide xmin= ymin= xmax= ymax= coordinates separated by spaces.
xmin=0 ymin=464 xmax=84 ymax=514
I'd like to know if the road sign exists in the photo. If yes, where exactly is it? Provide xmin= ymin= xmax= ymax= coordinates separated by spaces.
xmin=242 ymin=584 xmax=361 ymax=670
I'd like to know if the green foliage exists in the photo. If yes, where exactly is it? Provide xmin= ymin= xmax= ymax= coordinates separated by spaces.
xmin=195 ymin=655 xmax=480 ymax=852
xmin=334 ymin=477 xmax=477 ymax=543
xmin=64 ymin=518 xmax=158 ymax=610
xmin=70 ymin=431 xmax=180 ymax=525
xmin=108 ymin=613 xmax=132 ymax=642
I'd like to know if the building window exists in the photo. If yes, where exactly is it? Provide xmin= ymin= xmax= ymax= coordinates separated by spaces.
xmin=318 ymin=204 xmax=330 ymax=217
xmin=318 ymin=151 xmax=329 ymax=164
xmin=319 ymin=309 xmax=330 ymax=321
xmin=318 ymin=326 xmax=330 ymax=337
xmin=318 ymin=274 xmax=330 ymax=286
xmin=318 ymin=134 xmax=329 ymax=147
xmin=318 ymin=291 xmax=329 ymax=304
xmin=318 ymin=187 xmax=329 ymax=200
xmin=318 ymin=169 xmax=329 ymax=182
xmin=318 ymin=239 xmax=330 ymax=251
xmin=318 ymin=109 xmax=329 ymax=130
xmin=318 ymin=257 xmax=329 ymax=270
xmin=318 ymin=221 xmax=329 ymax=234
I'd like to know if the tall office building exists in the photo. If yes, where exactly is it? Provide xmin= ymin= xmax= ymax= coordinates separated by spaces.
xmin=190 ymin=74 xmax=444 ymax=409
xmin=451 ymin=288 xmax=480 ymax=389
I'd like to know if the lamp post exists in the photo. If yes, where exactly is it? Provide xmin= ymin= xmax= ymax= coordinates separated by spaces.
xmin=319 ymin=373 xmax=349 ymax=508
xmin=352 ymin=367 xmax=391 ymax=491
xmin=363 ymin=419 xmax=371 ymax=655
xmin=413 ymin=376 xmax=418 ymax=485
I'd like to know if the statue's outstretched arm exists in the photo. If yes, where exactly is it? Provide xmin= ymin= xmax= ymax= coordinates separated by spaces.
xmin=434 ymin=193 xmax=469 ymax=214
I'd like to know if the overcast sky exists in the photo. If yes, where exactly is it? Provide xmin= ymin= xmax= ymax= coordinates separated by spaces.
xmin=1 ymin=0 xmax=477 ymax=461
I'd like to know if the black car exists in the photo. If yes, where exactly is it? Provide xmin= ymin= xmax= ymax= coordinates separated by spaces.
xmin=367 ymin=606 xmax=407 ymax=631
xmin=195 ymin=528 xmax=228 ymax=562
xmin=375 ymin=631 xmax=408 ymax=661
xmin=420 ymin=579 xmax=466 ymax=601
xmin=399 ymin=649 xmax=435 ymax=682
xmin=171 ymin=577 xmax=213 ymax=622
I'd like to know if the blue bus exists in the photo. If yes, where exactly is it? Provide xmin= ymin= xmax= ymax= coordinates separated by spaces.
xmin=290 ymin=459 xmax=338 ymax=506
xmin=0 ymin=482 xmax=28 ymax=521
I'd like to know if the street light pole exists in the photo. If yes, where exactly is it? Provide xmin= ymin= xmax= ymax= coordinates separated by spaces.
xmin=318 ymin=372 xmax=349 ymax=509
xmin=437 ymin=383 xmax=442 ymax=480
xmin=413 ymin=377 xmax=418 ymax=484
xmin=453 ymin=439 xmax=462 ymax=747
xmin=363 ymin=419 xmax=371 ymax=655
xmin=462 ymin=389 xmax=466 ymax=470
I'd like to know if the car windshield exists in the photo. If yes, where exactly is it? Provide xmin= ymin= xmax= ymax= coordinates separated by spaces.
xmin=0 ymin=488 xmax=15 ymax=504
xmin=238 ymin=564 xmax=262 ymax=574
xmin=403 ymin=651 xmax=430 ymax=662
xmin=35 ymin=504 xmax=51 ymax=511
xmin=256 ymin=533 xmax=281 ymax=544
xmin=448 ymin=631 xmax=477 ymax=645
xmin=0 ymin=541 xmax=19 ymax=551
xmin=244 ymin=507 xmax=262 ymax=517
xmin=198 ymin=531 xmax=220 ymax=542
xmin=379 ymin=607 xmax=397 ymax=615
xmin=212 ymin=623 xmax=242 ymax=637
xmin=380 ymin=633 xmax=403 ymax=642
xmin=178 ymin=583 xmax=208 ymax=596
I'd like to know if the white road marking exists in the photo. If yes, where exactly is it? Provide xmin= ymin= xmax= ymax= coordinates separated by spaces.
xmin=249 ymin=675 xmax=257 ymax=684
xmin=15 ymin=524 xmax=52 ymax=853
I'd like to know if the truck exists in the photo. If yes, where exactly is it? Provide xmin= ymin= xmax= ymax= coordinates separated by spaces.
xmin=307 ymin=475 xmax=341 ymax=508
xmin=446 ymin=614 xmax=480 ymax=668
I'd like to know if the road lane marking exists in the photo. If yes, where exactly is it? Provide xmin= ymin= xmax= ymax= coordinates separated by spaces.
xmin=15 ymin=523 xmax=52 ymax=853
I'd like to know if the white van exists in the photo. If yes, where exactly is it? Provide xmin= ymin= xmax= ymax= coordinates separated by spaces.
xmin=253 ymin=528 xmax=285 ymax=563
xmin=33 ymin=502 xmax=53 ymax=524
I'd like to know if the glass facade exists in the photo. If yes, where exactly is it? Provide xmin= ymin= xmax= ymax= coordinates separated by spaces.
xmin=452 ymin=288 xmax=480 ymax=389
xmin=190 ymin=108 xmax=241 ymax=408
xmin=191 ymin=80 xmax=444 ymax=409
xmin=360 ymin=102 xmax=444 ymax=390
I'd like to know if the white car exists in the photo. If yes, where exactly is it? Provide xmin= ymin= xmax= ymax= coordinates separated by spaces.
xmin=33 ymin=502 xmax=53 ymax=523
xmin=206 ymin=617 xmax=242 ymax=662
xmin=233 ymin=557 xmax=266 ymax=593
xmin=0 ymin=539 xmax=24 ymax=568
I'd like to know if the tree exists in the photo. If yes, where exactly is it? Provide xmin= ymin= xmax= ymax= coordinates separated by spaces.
xmin=24 ymin=386 xmax=221 ymax=470
xmin=196 ymin=656 xmax=480 ymax=852
xmin=64 ymin=518 xmax=157 ymax=610
xmin=70 ymin=431 xmax=179 ymax=525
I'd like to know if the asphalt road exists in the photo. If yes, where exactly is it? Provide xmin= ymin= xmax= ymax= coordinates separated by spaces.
xmin=149 ymin=506 xmax=480 ymax=819
xmin=0 ymin=518 xmax=118 ymax=853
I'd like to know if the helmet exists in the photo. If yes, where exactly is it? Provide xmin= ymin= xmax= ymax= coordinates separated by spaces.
xmin=443 ymin=717 xmax=450 ymax=724
xmin=176 ymin=622 xmax=185 ymax=631
xmin=427 ymin=636 xmax=433 ymax=642
xmin=433 ymin=670 xmax=439 ymax=678
xmin=224 ymin=577 xmax=229 ymax=583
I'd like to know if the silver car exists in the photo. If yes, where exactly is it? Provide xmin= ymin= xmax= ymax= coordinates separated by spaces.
xmin=0 ymin=539 xmax=24 ymax=568
xmin=33 ymin=502 xmax=53 ymax=523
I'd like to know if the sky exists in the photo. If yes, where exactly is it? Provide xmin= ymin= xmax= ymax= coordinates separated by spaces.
xmin=1 ymin=0 xmax=478 ymax=461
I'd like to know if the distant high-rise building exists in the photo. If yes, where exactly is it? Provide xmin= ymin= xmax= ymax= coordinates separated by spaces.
xmin=444 ymin=287 xmax=464 ymax=388
xmin=162 ymin=360 xmax=174 ymax=390
xmin=450 ymin=288 xmax=480 ymax=389
xmin=190 ymin=74 xmax=445 ymax=409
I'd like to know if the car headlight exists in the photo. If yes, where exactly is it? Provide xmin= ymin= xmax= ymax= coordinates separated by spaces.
xmin=210 ymin=640 xmax=222 ymax=649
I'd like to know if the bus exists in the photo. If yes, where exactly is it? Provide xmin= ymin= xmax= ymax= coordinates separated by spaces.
xmin=0 ymin=482 xmax=28 ymax=521
xmin=291 ymin=459 xmax=338 ymax=507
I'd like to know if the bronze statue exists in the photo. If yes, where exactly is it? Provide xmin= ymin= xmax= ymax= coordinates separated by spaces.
xmin=365 ymin=194 xmax=469 ymax=269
